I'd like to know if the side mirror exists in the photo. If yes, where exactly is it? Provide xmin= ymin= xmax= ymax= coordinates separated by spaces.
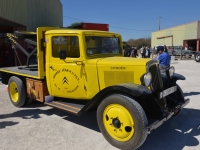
xmin=59 ymin=50 xmax=67 ymax=59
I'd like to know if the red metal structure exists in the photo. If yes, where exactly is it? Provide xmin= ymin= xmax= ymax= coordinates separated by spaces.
xmin=67 ymin=22 xmax=109 ymax=31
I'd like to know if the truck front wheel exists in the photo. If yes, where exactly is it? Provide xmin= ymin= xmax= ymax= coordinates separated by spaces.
xmin=97 ymin=94 xmax=148 ymax=150
xmin=8 ymin=76 xmax=26 ymax=107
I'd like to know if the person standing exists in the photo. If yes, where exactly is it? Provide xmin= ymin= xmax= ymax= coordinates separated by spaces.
xmin=134 ymin=48 xmax=138 ymax=57
xmin=130 ymin=47 xmax=138 ymax=58
xmin=124 ymin=47 xmax=131 ymax=57
xmin=171 ymin=46 xmax=174 ymax=56
xmin=164 ymin=45 xmax=168 ymax=53
xmin=142 ymin=46 xmax=146 ymax=58
xmin=140 ymin=46 xmax=144 ymax=58
xmin=156 ymin=46 xmax=171 ymax=73
xmin=145 ymin=46 xmax=150 ymax=58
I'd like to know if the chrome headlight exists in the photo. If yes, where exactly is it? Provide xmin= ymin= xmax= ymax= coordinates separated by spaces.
xmin=143 ymin=72 xmax=152 ymax=87
xmin=168 ymin=66 xmax=175 ymax=78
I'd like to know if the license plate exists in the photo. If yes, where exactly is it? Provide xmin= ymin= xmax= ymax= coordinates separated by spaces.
xmin=159 ymin=86 xmax=177 ymax=99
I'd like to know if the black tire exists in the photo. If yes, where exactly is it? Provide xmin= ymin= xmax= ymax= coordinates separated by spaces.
xmin=97 ymin=94 xmax=148 ymax=150
xmin=8 ymin=76 xmax=26 ymax=107
xmin=195 ymin=53 xmax=200 ymax=62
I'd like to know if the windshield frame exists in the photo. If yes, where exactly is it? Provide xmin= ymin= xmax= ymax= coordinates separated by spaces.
xmin=84 ymin=35 xmax=122 ymax=58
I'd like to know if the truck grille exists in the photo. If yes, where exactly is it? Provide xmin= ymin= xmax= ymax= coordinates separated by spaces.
xmin=147 ymin=60 xmax=163 ymax=92
xmin=104 ymin=71 xmax=134 ymax=87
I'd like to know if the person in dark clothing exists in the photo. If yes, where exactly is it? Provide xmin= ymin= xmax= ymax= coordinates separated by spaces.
xmin=130 ymin=47 xmax=138 ymax=57
xmin=27 ymin=44 xmax=37 ymax=65
xmin=124 ymin=47 xmax=131 ymax=57
xmin=144 ymin=46 xmax=150 ymax=58
xmin=142 ymin=47 xmax=146 ymax=58
xmin=134 ymin=48 xmax=138 ymax=57
xmin=164 ymin=45 xmax=168 ymax=53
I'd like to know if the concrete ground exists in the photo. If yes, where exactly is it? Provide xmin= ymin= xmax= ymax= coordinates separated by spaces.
xmin=0 ymin=60 xmax=200 ymax=150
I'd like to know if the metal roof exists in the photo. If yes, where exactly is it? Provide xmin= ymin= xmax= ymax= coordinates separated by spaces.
xmin=0 ymin=16 xmax=25 ymax=27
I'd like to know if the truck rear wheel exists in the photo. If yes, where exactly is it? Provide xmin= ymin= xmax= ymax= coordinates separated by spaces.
xmin=8 ymin=76 xmax=26 ymax=107
xmin=195 ymin=53 xmax=200 ymax=62
xmin=97 ymin=94 xmax=148 ymax=150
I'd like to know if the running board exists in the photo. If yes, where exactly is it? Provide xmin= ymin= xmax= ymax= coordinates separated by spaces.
xmin=44 ymin=101 xmax=85 ymax=115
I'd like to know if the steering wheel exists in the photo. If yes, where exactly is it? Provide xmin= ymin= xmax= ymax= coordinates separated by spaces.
xmin=102 ymin=45 xmax=114 ymax=53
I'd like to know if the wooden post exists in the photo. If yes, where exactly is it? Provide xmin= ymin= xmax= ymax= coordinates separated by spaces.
xmin=197 ymin=39 xmax=200 ymax=52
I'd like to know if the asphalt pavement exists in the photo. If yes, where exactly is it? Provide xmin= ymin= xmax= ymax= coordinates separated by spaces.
xmin=0 ymin=60 xmax=200 ymax=150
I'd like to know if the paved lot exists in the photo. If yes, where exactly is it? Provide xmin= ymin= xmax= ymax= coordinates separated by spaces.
xmin=0 ymin=60 xmax=200 ymax=150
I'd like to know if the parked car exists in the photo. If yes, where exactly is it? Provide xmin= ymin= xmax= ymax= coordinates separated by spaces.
xmin=194 ymin=51 xmax=200 ymax=62
xmin=168 ymin=46 xmax=193 ymax=58
xmin=155 ymin=45 xmax=193 ymax=58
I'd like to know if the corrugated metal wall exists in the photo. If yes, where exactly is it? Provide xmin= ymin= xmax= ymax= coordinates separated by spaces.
xmin=26 ymin=0 xmax=63 ymax=31
xmin=0 ymin=0 xmax=27 ymax=26
xmin=152 ymin=21 xmax=198 ymax=47
xmin=182 ymin=22 xmax=197 ymax=40
xmin=0 ymin=0 xmax=62 ymax=30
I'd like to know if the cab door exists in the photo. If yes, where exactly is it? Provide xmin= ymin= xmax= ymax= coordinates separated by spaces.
xmin=47 ymin=34 xmax=86 ymax=99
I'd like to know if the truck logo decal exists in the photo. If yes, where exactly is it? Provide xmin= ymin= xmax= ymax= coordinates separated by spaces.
xmin=50 ymin=66 xmax=57 ymax=71
xmin=110 ymin=66 xmax=126 ymax=70
xmin=62 ymin=77 xmax=68 ymax=85
xmin=51 ymin=68 xmax=80 ymax=93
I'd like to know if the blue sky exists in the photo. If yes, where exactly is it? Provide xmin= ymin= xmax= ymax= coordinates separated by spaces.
xmin=60 ymin=0 xmax=200 ymax=41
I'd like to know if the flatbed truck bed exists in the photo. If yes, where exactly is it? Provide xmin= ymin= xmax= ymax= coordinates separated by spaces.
xmin=0 ymin=65 xmax=39 ymax=79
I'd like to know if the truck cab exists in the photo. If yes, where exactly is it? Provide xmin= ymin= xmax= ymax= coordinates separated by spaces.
xmin=0 ymin=27 xmax=189 ymax=150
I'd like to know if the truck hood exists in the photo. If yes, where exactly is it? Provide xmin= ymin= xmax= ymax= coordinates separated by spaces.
xmin=97 ymin=57 xmax=150 ymax=66
xmin=96 ymin=57 xmax=151 ymax=90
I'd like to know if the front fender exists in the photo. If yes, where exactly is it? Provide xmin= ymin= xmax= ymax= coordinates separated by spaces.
xmin=116 ymin=83 xmax=152 ymax=96
xmin=172 ymin=73 xmax=185 ymax=82
xmin=80 ymin=83 xmax=152 ymax=113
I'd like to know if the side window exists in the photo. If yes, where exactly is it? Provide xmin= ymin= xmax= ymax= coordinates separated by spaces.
xmin=52 ymin=36 xmax=80 ymax=58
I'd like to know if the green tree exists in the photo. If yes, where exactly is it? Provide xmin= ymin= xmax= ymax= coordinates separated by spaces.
xmin=127 ymin=37 xmax=151 ymax=49
xmin=70 ymin=22 xmax=81 ymax=26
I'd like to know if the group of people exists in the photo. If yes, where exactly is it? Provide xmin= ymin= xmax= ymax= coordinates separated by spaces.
xmin=140 ymin=46 xmax=151 ymax=58
xmin=124 ymin=46 xmax=151 ymax=58
xmin=124 ymin=45 xmax=171 ymax=73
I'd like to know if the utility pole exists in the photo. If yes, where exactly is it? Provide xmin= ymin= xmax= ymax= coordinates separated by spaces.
xmin=158 ymin=16 xmax=162 ymax=30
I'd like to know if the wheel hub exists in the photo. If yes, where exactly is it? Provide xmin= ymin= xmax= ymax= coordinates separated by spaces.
xmin=9 ymin=82 xmax=19 ymax=102
xmin=103 ymin=104 xmax=135 ymax=142
xmin=112 ymin=117 xmax=121 ymax=129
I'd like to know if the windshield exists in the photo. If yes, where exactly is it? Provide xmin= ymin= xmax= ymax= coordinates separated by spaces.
xmin=85 ymin=36 xmax=121 ymax=56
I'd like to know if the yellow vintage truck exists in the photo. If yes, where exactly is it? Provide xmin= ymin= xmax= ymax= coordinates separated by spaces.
xmin=0 ymin=27 xmax=189 ymax=150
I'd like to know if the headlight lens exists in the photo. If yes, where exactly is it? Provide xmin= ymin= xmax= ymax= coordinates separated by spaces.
xmin=143 ymin=72 xmax=152 ymax=87
xmin=169 ymin=66 xmax=175 ymax=78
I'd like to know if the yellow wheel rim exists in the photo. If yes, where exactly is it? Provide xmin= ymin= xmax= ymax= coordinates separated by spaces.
xmin=9 ymin=82 xmax=19 ymax=103
xmin=103 ymin=104 xmax=134 ymax=142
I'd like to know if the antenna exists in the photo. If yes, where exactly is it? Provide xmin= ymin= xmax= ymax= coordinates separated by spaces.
xmin=158 ymin=16 xmax=162 ymax=30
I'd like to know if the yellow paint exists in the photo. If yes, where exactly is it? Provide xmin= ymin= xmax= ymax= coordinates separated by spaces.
xmin=9 ymin=82 xmax=19 ymax=102
xmin=0 ymin=69 xmax=42 ymax=79
xmin=3 ymin=27 xmax=152 ymax=101
xmin=103 ymin=104 xmax=135 ymax=142
xmin=97 ymin=57 xmax=149 ymax=90
xmin=36 ymin=27 xmax=59 ymax=78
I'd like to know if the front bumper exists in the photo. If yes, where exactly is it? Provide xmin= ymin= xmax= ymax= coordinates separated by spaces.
xmin=147 ymin=98 xmax=190 ymax=133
